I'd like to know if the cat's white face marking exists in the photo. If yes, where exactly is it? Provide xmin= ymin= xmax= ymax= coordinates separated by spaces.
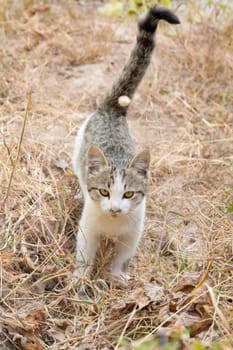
xmin=85 ymin=146 xmax=149 ymax=219
xmin=100 ymin=171 xmax=132 ymax=218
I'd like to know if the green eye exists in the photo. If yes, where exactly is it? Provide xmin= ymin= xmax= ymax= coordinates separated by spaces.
xmin=123 ymin=191 xmax=134 ymax=199
xmin=99 ymin=189 xmax=110 ymax=197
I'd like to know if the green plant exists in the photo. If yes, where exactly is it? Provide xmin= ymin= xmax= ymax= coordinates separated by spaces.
xmin=226 ymin=200 xmax=233 ymax=213
xmin=101 ymin=0 xmax=172 ymax=17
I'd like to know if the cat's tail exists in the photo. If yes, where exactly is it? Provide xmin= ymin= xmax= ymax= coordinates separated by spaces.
xmin=99 ymin=5 xmax=180 ymax=115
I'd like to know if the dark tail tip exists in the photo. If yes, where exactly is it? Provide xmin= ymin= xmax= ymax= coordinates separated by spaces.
xmin=151 ymin=5 xmax=180 ymax=24
xmin=139 ymin=5 xmax=180 ymax=33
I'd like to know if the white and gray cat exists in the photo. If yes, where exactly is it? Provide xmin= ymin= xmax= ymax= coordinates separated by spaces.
xmin=73 ymin=5 xmax=180 ymax=279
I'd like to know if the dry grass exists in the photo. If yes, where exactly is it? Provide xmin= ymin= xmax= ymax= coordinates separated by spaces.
xmin=0 ymin=1 xmax=233 ymax=349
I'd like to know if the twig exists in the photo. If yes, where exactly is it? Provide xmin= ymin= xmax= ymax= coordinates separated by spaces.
xmin=115 ymin=305 xmax=137 ymax=350
xmin=3 ymin=89 xmax=32 ymax=205
xmin=206 ymin=283 xmax=232 ymax=335
xmin=194 ymin=259 xmax=213 ymax=290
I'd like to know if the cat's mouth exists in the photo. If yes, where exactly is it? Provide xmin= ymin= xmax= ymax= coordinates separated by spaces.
xmin=110 ymin=212 xmax=120 ymax=218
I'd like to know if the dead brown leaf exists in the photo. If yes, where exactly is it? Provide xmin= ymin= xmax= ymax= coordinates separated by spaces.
xmin=26 ymin=4 xmax=50 ymax=17
xmin=144 ymin=282 xmax=166 ymax=304
xmin=112 ymin=282 xmax=166 ymax=311
xmin=6 ymin=307 xmax=45 ymax=350
xmin=128 ymin=287 xmax=151 ymax=309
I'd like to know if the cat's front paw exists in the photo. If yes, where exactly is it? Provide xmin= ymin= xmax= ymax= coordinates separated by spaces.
xmin=111 ymin=268 xmax=131 ymax=281
xmin=73 ymin=265 xmax=92 ymax=279
xmin=119 ymin=271 xmax=130 ymax=281
xmin=72 ymin=268 xmax=93 ymax=297
xmin=111 ymin=261 xmax=131 ymax=281
xmin=73 ymin=267 xmax=84 ymax=278
xmin=108 ymin=271 xmax=130 ymax=287
xmin=73 ymin=268 xmax=80 ymax=277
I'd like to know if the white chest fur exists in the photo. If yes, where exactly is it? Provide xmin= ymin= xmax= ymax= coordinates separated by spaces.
xmin=74 ymin=195 xmax=146 ymax=278
xmin=81 ymin=195 xmax=146 ymax=237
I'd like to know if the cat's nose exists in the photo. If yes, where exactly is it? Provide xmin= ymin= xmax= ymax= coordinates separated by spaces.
xmin=110 ymin=207 xmax=122 ymax=214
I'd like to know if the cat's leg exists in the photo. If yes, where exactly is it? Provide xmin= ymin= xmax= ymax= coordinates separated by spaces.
xmin=111 ymin=203 xmax=146 ymax=279
xmin=111 ymin=230 xmax=142 ymax=280
xmin=74 ymin=225 xmax=99 ymax=278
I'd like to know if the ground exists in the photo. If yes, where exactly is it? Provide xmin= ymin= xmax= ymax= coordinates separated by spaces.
xmin=0 ymin=1 xmax=233 ymax=349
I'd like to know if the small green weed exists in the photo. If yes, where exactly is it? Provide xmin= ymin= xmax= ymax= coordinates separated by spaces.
xmin=101 ymin=0 xmax=172 ymax=17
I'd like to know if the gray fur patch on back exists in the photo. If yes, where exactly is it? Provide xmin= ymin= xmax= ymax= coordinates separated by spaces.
xmin=79 ymin=110 xmax=136 ymax=171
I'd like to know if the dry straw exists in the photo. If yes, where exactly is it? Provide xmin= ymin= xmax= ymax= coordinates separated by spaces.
xmin=0 ymin=1 xmax=233 ymax=349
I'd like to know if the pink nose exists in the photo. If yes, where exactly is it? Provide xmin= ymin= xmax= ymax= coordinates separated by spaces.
xmin=110 ymin=207 xmax=122 ymax=214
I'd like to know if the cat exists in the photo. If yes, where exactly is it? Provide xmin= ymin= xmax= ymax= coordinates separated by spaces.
xmin=72 ymin=5 xmax=180 ymax=279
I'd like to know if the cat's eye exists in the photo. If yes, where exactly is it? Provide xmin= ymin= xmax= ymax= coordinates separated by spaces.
xmin=123 ymin=191 xmax=134 ymax=199
xmin=99 ymin=189 xmax=110 ymax=197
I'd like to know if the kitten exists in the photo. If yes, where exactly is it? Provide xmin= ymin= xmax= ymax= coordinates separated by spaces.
xmin=73 ymin=5 xmax=180 ymax=279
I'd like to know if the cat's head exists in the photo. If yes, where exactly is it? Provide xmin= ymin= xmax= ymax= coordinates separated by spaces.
xmin=86 ymin=145 xmax=150 ymax=218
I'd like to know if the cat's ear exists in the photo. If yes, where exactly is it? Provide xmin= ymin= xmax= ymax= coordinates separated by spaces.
xmin=129 ymin=149 xmax=150 ymax=177
xmin=87 ymin=145 xmax=108 ymax=173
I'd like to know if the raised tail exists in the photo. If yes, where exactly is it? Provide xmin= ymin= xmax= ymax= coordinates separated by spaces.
xmin=99 ymin=5 xmax=180 ymax=115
